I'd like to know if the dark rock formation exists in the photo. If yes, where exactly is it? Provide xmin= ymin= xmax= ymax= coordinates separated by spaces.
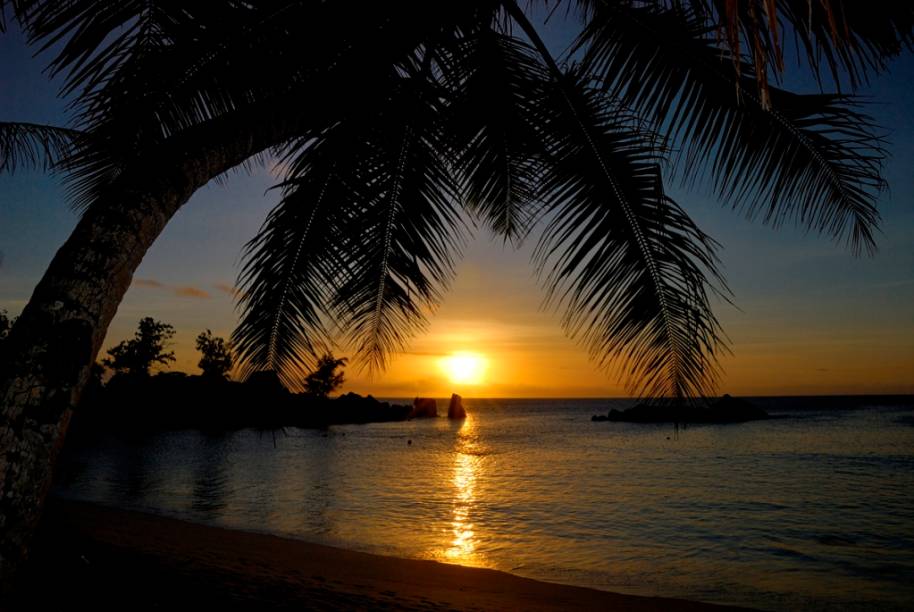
xmin=447 ymin=393 xmax=466 ymax=419
xmin=410 ymin=397 xmax=438 ymax=419
xmin=594 ymin=394 xmax=768 ymax=424
xmin=330 ymin=392 xmax=412 ymax=425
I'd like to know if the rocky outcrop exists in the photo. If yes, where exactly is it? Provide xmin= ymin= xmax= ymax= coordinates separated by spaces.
xmin=330 ymin=393 xmax=412 ymax=425
xmin=410 ymin=397 xmax=438 ymax=419
xmin=593 ymin=394 xmax=769 ymax=424
xmin=447 ymin=393 xmax=466 ymax=419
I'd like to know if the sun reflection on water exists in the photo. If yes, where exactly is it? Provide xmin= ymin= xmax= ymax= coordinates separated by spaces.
xmin=444 ymin=414 xmax=485 ymax=566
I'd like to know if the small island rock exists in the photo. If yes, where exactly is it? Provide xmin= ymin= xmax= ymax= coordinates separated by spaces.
xmin=595 ymin=394 xmax=768 ymax=424
xmin=448 ymin=393 xmax=466 ymax=419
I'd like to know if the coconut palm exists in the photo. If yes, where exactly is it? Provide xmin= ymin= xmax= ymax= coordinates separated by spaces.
xmin=0 ymin=0 xmax=910 ymax=589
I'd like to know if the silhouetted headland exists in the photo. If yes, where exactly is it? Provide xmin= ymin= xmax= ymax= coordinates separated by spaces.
xmin=592 ymin=394 xmax=769 ymax=424
xmin=74 ymin=371 xmax=412 ymax=433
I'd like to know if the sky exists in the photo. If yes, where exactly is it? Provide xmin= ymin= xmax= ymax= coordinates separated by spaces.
xmin=1 ymin=13 xmax=912 ymax=398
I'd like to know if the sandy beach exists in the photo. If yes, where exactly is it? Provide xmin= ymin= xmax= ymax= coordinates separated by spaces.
xmin=7 ymin=499 xmax=751 ymax=611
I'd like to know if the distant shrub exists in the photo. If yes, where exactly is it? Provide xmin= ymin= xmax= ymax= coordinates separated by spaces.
xmin=0 ymin=309 xmax=14 ymax=343
xmin=196 ymin=329 xmax=234 ymax=379
xmin=103 ymin=317 xmax=176 ymax=377
xmin=303 ymin=354 xmax=347 ymax=398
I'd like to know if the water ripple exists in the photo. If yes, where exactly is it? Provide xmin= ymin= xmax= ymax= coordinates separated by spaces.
xmin=54 ymin=398 xmax=914 ymax=611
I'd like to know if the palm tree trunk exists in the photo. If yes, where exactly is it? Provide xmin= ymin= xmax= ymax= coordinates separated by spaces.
xmin=0 ymin=102 xmax=314 ymax=591
xmin=0 ymin=182 xmax=195 ymax=587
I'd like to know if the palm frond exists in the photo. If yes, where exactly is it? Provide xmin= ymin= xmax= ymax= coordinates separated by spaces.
xmin=575 ymin=1 xmax=914 ymax=94
xmin=329 ymin=74 xmax=468 ymax=373
xmin=577 ymin=2 xmax=886 ymax=254
xmin=500 ymin=2 xmax=727 ymax=399
xmin=234 ymin=62 xmax=468 ymax=382
xmin=686 ymin=0 xmax=914 ymax=90
xmin=29 ymin=1 xmax=299 ymax=209
xmin=532 ymin=71 xmax=727 ymax=400
xmin=0 ymin=121 xmax=81 ymax=174
xmin=18 ymin=2 xmax=483 ymax=210
xmin=232 ymin=166 xmax=346 ymax=391
xmin=0 ymin=0 xmax=32 ymax=33
xmin=440 ymin=23 xmax=551 ymax=243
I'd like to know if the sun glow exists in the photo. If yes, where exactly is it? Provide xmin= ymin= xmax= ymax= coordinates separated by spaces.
xmin=440 ymin=352 xmax=488 ymax=385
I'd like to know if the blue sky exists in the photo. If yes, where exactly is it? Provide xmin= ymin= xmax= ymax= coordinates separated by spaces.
xmin=1 ymin=15 xmax=912 ymax=396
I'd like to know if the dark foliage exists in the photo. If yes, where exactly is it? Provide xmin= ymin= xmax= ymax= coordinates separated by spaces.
xmin=102 ymin=317 xmax=175 ymax=377
xmin=73 ymin=373 xmax=411 ymax=433
xmin=195 ymin=329 xmax=233 ymax=379
xmin=575 ymin=2 xmax=886 ymax=254
xmin=0 ymin=309 xmax=13 ymax=343
xmin=0 ymin=121 xmax=80 ymax=174
xmin=3 ymin=1 xmax=911 ymax=399
xmin=303 ymin=354 xmax=347 ymax=399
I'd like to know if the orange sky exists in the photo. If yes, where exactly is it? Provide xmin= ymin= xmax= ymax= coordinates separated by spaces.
xmin=97 ymin=227 xmax=913 ymax=398
xmin=3 ymin=26 xmax=914 ymax=399
xmin=3 ymin=12 xmax=914 ymax=400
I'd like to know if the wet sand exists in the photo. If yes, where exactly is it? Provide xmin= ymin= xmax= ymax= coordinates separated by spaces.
xmin=10 ymin=499 xmax=752 ymax=611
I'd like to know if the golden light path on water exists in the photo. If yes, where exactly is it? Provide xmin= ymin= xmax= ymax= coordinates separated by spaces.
xmin=444 ymin=413 xmax=484 ymax=566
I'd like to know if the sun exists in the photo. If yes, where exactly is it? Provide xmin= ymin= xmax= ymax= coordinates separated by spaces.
xmin=440 ymin=352 xmax=488 ymax=385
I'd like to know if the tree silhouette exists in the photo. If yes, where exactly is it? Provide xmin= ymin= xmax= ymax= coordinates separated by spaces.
xmin=195 ymin=329 xmax=233 ymax=379
xmin=0 ymin=309 xmax=12 ymax=344
xmin=0 ymin=0 xmax=912 ymax=587
xmin=303 ymin=354 xmax=347 ymax=399
xmin=102 ymin=317 xmax=176 ymax=377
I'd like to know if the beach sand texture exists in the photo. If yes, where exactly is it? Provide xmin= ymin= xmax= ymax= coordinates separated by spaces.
xmin=7 ymin=499 xmax=752 ymax=611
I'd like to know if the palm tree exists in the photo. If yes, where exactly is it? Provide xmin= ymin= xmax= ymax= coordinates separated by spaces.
xmin=0 ymin=0 xmax=910 ymax=589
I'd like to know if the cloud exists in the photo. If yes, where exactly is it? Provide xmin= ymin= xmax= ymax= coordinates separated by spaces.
xmin=174 ymin=286 xmax=211 ymax=299
xmin=133 ymin=278 xmax=165 ymax=288
xmin=132 ymin=277 xmax=210 ymax=299
xmin=214 ymin=282 xmax=241 ymax=297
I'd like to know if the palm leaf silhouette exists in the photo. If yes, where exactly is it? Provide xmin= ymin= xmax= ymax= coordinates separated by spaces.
xmin=444 ymin=24 xmax=551 ymax=243
xmin=0 ymin=121 xmax=80 ymax=174
xmin=576 ymin=2 xmax=886 ymax=254
xmin=6 ymin=1 xmax=911 ymax=398
xmin=531 ymin=69 xmax=727 ymax=400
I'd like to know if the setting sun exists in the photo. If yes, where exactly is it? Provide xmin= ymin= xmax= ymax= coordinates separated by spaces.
xmin=440 ymin=352 xmax=488 ymax=385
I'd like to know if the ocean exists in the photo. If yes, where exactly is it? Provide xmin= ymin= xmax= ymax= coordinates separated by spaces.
xmin=53 ymin=397 xmax=914 ymax=611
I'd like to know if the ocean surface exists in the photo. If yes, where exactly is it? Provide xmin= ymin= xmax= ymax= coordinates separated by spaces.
xmin=54 ymin=397 xmax=914 ymax=611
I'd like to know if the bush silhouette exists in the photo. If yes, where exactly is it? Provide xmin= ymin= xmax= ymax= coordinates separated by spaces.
xmin=196 ymin=329 xmax=233 ymax=379
xmin=103 ymin=317 xmax=176 ymax=377
xmin=303 ymin=354 xmax=347 ymax=398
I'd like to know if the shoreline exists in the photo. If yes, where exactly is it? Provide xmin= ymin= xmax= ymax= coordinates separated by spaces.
xmin=11 ymin=499 xmax=752 ymax=611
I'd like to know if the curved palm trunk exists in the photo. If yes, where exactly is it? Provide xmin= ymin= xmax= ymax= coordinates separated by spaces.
xmin=0 ymin=5 xmax=464 ymax=587
xmin=0 ymin=181 xmax=193 ymax=590
xmin=0 ymin=102 xmax=312 ymax=591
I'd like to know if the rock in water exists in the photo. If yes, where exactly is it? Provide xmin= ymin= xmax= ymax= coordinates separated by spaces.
xmin=604 ymin=394 xmax=768 ymax=424
xmin=709 ymin=394 xmax=766 ymax=420
xmin=410 ymin=397 xmax=438 ymax=419
xmin=448 ymin=393 xmax=466 ymax=419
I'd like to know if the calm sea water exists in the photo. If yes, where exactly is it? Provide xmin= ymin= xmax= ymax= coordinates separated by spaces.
xmin=54 ymin=397 xmax=914 ymax=611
